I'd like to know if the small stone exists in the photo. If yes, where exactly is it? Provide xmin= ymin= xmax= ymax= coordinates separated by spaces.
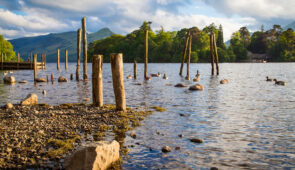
xmin=220 ymin=79 xmax=228 ymax=84
xmin=135 ymin=83 xmax=142 ymax=85
xmin=3 ymin=76 xmax=15 ymax=84
xmin=175 ymin=146 xmax=181 ymax=150
xmin=210 ymin=167 xmax=218 ymax=170
xmin=178 ymin=134 xmax=184 ymax=138
xmin=83 ymin=98 xmax=90 ymax=101
xmin=162 ymin=146 xmax=172 ymax=153
xmin=188 ymin=84 xmax=204 ymax=91
xmin=130 ymin=132 xmax=136 ymax=139
xmin=174 ymin=83 xmax=186 ymax=87
xmin=179 ymin=113 xmax=187 ymax=117
xmin=5 ymin=103 xmax=13 ymax=109
xmin=34 ymin=110 xmax=39 ymax=114
xmin=19 ymin=80 xmax=27 ymax=84
xmin=35 ymin=78 xmax=47 ymax=82
xmin=189 ymin=138 xmax=203 ymax=143
xmin=42 ymin=90 xmax=46 ymax=95
xmin=58 ymin=76 xmax=68 ymax=82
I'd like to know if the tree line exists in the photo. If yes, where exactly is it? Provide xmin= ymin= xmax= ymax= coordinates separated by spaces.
xmin=0 ymin=35 xmax=17 ymax=61
xmin=89 ymin=21 xmax=295 ymax=63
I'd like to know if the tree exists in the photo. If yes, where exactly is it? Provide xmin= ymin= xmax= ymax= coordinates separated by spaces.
xmin=217 ymin=24 xmax=225 ymax=49
xmin=229 ymin=31 xmax=248 ymax=61
xmin=248 ymin=31 xmax=268 ymax=54
xmin=239 ymin=26 xmax=250 ymax=48
xmin=0 ymin=35 xmax=16 ymax=61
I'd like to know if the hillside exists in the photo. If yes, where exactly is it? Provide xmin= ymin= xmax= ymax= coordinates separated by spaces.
xmin=9 ymin=28 xmax=114 ymax=62
xmin=284 ymin=21 xmax=295 ymax=30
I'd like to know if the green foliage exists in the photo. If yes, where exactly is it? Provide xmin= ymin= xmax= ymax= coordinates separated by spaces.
xmin=217 ymin=25 xmax=226 ymax=49
xmin=0 ymin=35 xmax=16 ymax=61
xmin=229 ymin=31 xmax=249 ymax=61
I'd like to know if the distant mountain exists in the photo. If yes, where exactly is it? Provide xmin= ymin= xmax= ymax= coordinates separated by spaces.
xmin=284 ymin=21 xmax=295 ymax=30
xmin=9 ymin=28 xmax=114 ymax=62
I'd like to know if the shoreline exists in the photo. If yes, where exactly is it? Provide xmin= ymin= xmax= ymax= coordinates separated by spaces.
xmin=0 ymin=103 xmax=153 ymax=169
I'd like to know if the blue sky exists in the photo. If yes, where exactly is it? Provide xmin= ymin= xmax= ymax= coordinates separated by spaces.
xmin=0 ymin=0 xmax=294 ymax=40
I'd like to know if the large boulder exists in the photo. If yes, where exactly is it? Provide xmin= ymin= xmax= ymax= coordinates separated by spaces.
xmin=64 ymin=140 xmax=120 ymax=170
xmin=188 ymin=84 xmax=204 ymax=91
xmin=21 ymin=93 xmax=38 ymax=106
xmin=58 ymin=76 xmax=68 ymax=82
xmin=3 ymin=76 xmax=15 ymax=84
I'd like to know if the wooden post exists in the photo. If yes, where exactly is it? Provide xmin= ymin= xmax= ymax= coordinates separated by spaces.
xmin=30 ymin=53 xmax=33 ymax=69
xmin=65 ymin=49 xmax=68 ymax=71
xmin=213 ymin=33 xmax=219 ymax=75
xmin=46 ymin=75 xmax=49 ymax=82
xmin=1 ymin=53 xmax=3 ymax=70
xmin=41 ymin=54 xmax=44 ymax=69
xmin=44 ymin=54 xmax=46 ymax=69
xmin=144 ymin=30 xmax=148 ymax=80
xmin=110 ymin=53 xmax=126 ymax=111
xmin=57 ymin=49 xmax=60 ymax=71
xmin=92 ymin=54 xmax=103 ymax=107
xmin=17 ymin=53 xmax=20 ymax=69
xmin=134 ymin=60 xmax=137 ymax=79
xmin=33 ymin=54 xmax=37 ymax=81
xmin=185 ymin=35 xmax=192 ymax=80
xmin=82 ymin=17 xmax=88 ymax=80
xmin=210 ymin=33 xmax=215 ymax=75
xmin=179 ymin=31 xmax=190 ymax=76
xmin=76 ymin=28 xmax=81 ymax=81
xmin=51 ymin=73 xmax=54 ymax=84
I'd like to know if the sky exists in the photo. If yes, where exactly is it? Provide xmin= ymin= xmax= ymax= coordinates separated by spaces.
xmin=0 ymin=0 xmax=294 ymax=41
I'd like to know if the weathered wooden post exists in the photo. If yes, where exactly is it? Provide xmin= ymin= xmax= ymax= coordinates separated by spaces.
xmin=57 ymin=49 xmax=60 ymax=71
xmin=17 ymin=53 xmax=20 ymax=69
xmin=134 ymin=60 xmax=137 ymax=79
xmin=179 ymin=31 xmax=190 ymax=76
xmin=213 ymin=33 xmax=219 ymax=75
xmin=92 ymin=54 xmax=103 ymax=107
xmin=51 ymin=73 xmax=54 ymax=84
xmin=185 ymin=35 xmax=192 ymax=80
xmin=46 ymin=75 xmax=49 ymax=82
xmin=65 ymin=49 xmax=68 ymax=71
xmin=44 ymin=54 xmax=46 ymax=69
xmin=110 ymin=53 xmax=126 ymax=111
xmin=144 ymin=29 xmax=148 ymax=80
xmin=41 ymin=54 xmax=44 ymax=69
xmin=30 ymin=53 xmax=33 ymax=69
xmin=210 ymin=33 xmax=215 ymax=75
xmin=82 ymin=17 xmax=88 ymax=80
xmin=33 ymin=54 xmax=37 ymax=81
xmin=76 ymin=28 xmax=81 ymax=81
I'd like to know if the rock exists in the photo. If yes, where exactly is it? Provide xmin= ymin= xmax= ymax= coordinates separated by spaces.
xmin=5 ymin=103 xmax=13 ymax=109
xmin=58 ymin=76 xmax=68 ymax=82
xmin=162 ymin=146 xmax=172 ymax=153
xmin=134 ymin=83 xmax=142 ymax=86
xmin=210 ymin=167 xmax=218 ymax=170
xmin=174 ymin=83 xmax=186 ymax=87
xmin=175 ymin=146 xmax=181 ymax=150
xmin=130 ymin=132 xmax=136 ymax=139
xmin=35 ymin=78 xmax=47 ymax=82
xmin=83 ymin=98 xmax=90 ymax=101
xmin=126 ymin=75 xmax=132 ymax=79
xmin=188 ymin=84 xmax=204 ymax=91
xmin=3 ymin=76 xmax=15 ymax=84
xmin=220 ymin=79 xmax=228 ymax=84
xmin=64 ymin=140 xmax=120 ymax=170
xmin=178 ymin=134 xmax=184 ymax=138
xmin=21 ymin=93 xmax=38 ymax=106
xmin=42 ymin=90 xmax=46 ymax=95
xmin=18 ymin=80 xmax=27 ymax=84
xmin=189 ymin=138 xmax=203 ymax=143
xmin=179 ymin=113 xmax=188 ymax=117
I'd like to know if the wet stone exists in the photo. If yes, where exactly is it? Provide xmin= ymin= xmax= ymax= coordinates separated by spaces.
xmin=162 ymin=146 xmax=172 ymax=153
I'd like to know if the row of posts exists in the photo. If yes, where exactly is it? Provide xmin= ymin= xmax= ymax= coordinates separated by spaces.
xmin=1 ymin=52 xmax=45 ymax=70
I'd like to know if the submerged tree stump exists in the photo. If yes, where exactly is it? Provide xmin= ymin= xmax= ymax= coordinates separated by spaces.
xmin=76 ymin=28 xmax=81 ymax=81
xmin=82 ymin=17 xmax=88 ymax=80
xmin=92 ymin=55 xmax=103 ymax=107
xmin=110 ymin=53 xmax=126 ymax=111
xmin=179 ymin=31 xmax=190 ymax=76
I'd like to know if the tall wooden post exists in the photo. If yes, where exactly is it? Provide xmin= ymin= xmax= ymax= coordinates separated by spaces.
xmin=185 ymin=35 xmax=192 ymax=80
xmin=110 ymin=53 xmax=126 ymax=111
xmin=65 ymin=49 xmax=68 ymax=71
xmin=179 ymin=31 xmax=190 ymax=76
xmin=134 ymin=60 xmax=137 ymax=79
xmin=76 ymin=28 xmax=81 ymax=81
xmin=46 ymin=75 xmax=49 ymax=82
xmin=33 ymin=54 xmax=37 ymax=81
xmin=17 ymin=53 xmax=20 ymax=69
xmin=44 ymin=54 xmax=46 ymax=69
xmin=82 ymin=17 xmax=88 ymax=80
xmin=41 ymin=54 xmax=44 ymax=69
xmin=144 ymin=30 xmax=148 ymax=80
xmin=213 ymin=33 xmax=219 ymax=75
xmin=92 ymin=54 xmax=103 ymax=107
xmin=51 ymin=73 xmax=54 ymax=84
xmin=57 ymin=49 xmax=60 ymax=71
xmin=210 ymin=33 xmax=215 ymax=75
xmin=30 ymin=53 xmax=33 ymax=69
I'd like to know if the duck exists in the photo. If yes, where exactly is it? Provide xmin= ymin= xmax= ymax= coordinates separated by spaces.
xmin=266 ymin=76 xmax=273 ymax=81
xmin=274 ymin=79 xmax=286 ymax=86
xmin=126 ymin=75 xmax=132 ymax=79
xmin=151 ymin=72 xmax=161 ymax=77
xmin=193 ymin=70 xmax=200 ymax=82
xmin=163 ymin=74 xmax=168 ymax=79
xmin=195 ymin=70 xmax=200 ymax=77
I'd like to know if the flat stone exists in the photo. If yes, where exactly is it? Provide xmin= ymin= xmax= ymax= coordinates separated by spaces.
xmin=21 ymin=93 xmax=38 ymax=106
xmin=220 ymin=79 xmax=228 ymax=84
xmin=189 ymin=138 xmax=203 ymax=143
xmin=35 ymin=78 xmax=47 ymax=82
xmin=18 ymin=80 xmax=27 ymax=84
xmin=174 ymin=83 xmax=186 ymax=87
xmin=188 ymin=84 xmax=204 ymax=91
xmin=162 ymin=146 xmax=172 ymax=153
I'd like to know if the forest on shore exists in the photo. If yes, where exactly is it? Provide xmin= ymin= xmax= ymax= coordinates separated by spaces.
xmin=89 ymin=22 xmax=295 ymax=63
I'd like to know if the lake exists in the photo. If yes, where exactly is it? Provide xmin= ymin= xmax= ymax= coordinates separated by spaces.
xmin=0 ymin=63 xmax=294 ymax=169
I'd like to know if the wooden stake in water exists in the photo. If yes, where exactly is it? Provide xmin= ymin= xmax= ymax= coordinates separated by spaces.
xmin=82 ymin=17 xmax=88 ymax=80
xmin=46 ymin=75 xmax=49 ymax=82
xmin=51 ymin=73 xmax=54 ymax=84
xmin=213 ymin=33 xmax=219 ymax=75
xmin=44 ymin=54 xmax=46 ymax=69
xmin=92 ymin=54 xmax=103 ymax=107
xmin=17 ymin=53 xmax=20 ymax=69
xmin=57 ymin=49 xmax=60 ymax=71
xmin=180 ymin=31 xmax=190 ymax=76
xmin=76 ymin=28 xmax=81 ymax=81
xmin=110 ymin=53 xmax=126 ymax=111
xmin=210 ymin=33 xmax=215 ymax=75
xmin=30 ymin=53 xmax=33 ymax=69
xmin=185 ymin=35 xmax=192 ymax=80
xmin=65 ymin=49 xmax=68 ymax=71
xmin=33 ymin=54 xmax=37 ymax=81
xmin=144 ymin=30 xmax=148 ymax=80
xmin=134 ymin=60 xmax=137 ymax=79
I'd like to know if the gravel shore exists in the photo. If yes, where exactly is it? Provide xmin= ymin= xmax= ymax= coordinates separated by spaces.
xmin=0 ymin=103 xmax=152 ymax=169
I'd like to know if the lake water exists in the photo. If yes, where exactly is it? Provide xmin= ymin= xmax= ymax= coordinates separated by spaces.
xmin=1 ymin=63 xmax=295 ymax=169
